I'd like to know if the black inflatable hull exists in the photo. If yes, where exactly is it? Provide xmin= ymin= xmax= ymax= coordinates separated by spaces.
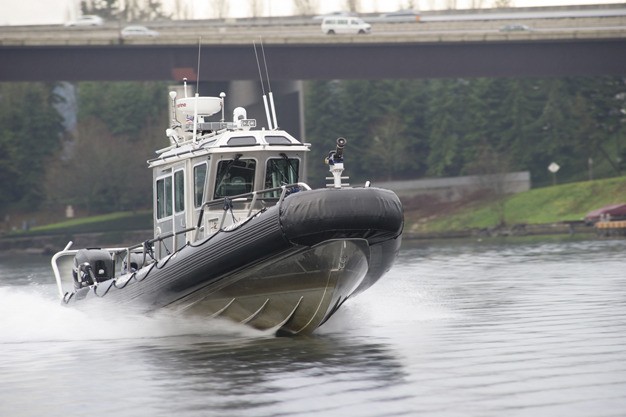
xmin=64 ymin=187 xmax=403 ymax=334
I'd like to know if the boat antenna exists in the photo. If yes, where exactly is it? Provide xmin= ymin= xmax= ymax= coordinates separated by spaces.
xmin=253 ymin=40 xmax=273 ymax=130
xmin=196 ymin=37 xmax=202 ymax=95
xmin=260 ymin=39 xmax=278 ymax=130
xmin=192 ymin=37 xmax=202 ymax=143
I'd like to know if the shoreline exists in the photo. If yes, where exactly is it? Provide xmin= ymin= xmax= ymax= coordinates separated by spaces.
xmin=0 ymin=230 xmax=152 ymax=256
xmin=1 ymin=221 xmax=615 ymax=255
xmin=405 ymin=221 xmax=597 ymax=240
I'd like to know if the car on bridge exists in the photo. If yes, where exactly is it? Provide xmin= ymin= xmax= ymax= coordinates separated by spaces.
xmin=500 ymin=24 xmax=533 ymax=32
xmin=121 ymin=25 xmax=159 ymax=38
xmin=65 ymin=15 xmax=104 ymax=27
xmin=378 ymin=9 xmax=420 ymax=22
xmin=313 ymin=11 xmax=359 ymax=20
xmin=321 ymin=16 xmax=371 ymax=35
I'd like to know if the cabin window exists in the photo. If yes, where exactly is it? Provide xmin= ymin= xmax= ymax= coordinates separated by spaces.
xmin=193 ymin=163 xmax=207 ymax=208
xmin=214 ymin=158 xmax=256 ymax=198
xmin=265 ymin=157 xmax=299 ymax=189
xmin=156 ymin=176 xmax=172 ymax=219
xmin=174 ymin=170 xmax=185 ymax=213
xmin=265 ymin=135 xmax=291 ymax=145
xmin=227 ymin=136 xmax=257 ymax=146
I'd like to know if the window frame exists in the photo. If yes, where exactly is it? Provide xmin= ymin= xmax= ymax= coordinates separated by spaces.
xmin=174 ymin=169 xmax=185 ymax=214
xmin=264 ymin=156 xmax=300 ymax=190
xmin=213 ymin=157 xmax=258 ymax=199
xmin=193 ymin=162 xmax=208 ymax=209
xmin=156 ymin=174 xmax=173 ymax=220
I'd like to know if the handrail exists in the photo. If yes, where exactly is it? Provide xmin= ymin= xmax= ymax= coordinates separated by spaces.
xmin=51 ymin=241 xmax=74 ymax=299
xmin=51 ymin=182 xmax=312 ymax=300
xmin=51 ymin=241 xmax=134 ymax=300
xmin=196 ymin=182 xmax=311 ymax=233
xmin=199 ymin=182 xmax=311 ymax=212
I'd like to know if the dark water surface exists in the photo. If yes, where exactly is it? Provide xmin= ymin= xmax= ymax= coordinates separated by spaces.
xmin=1 ymin=237 xmax=625 ymax=417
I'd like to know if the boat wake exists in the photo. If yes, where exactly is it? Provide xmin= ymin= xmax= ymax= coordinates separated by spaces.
xmin=0 ymin=286 xmax=266 ymax=345
xmin=317 ymin=265 xmax=459 ymax=337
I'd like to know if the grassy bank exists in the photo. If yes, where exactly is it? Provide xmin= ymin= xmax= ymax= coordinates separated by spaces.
xmin=3 ymin=176 xmax=625 ymax=240
xmin=407 ymin=176 xmax=626 ymax=234
xmin=5 ymin=210 xmax=152 ymax=237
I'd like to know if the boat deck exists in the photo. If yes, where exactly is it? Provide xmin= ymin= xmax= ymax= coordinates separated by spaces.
xmin=595 ymin=220 xmax=626 ymax=236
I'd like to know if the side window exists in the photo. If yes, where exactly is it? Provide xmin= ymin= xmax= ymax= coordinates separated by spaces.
xmin=156 ymin=176 xmax=172 ymax=219
xmin=214 ymin=159 xmax=256 ymax=198
xmin=193 ymin=163 xmax=207 ymax=208
xmin=174 ymin=170 xmax=185 ymax=213
xmin=265 ymin=157 xmax=299 ymax=189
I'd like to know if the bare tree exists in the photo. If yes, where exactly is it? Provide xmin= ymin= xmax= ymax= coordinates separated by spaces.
xmin=400 ymin=0 xmax=418 ymax=10
xmin=293 ymin=0 xmax=318 ymax=15
xmin=82 ymin=0 xmax=171 ymax=21
xmin=45 ymin=117 xmax=155 ymax=214
xmin=493 ymin=0 xmax=514 ymax=8
xmin=213 ymin=0 xmax=229 ymax=18
xmin=470 ymin=0 xmax=486 ymax=8
xmin=171 ymin=0 xmax=192 ymax=19
xmin=445 ymin=0 xmax=458 ymax=10
xmin=249 ymin=0 xmax=264 ymax=18
xmin=424 ymin=0 xmax=437 ymax=11
xmin=344 ymin=0 xmax=360 ymax=12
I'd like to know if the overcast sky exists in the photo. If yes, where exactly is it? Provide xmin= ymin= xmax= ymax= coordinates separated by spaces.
xmin=0 ymin=0 xmax=623 ymax=25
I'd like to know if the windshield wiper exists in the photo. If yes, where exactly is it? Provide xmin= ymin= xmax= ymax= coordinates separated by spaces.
xmin=280 ymin=153 xmax=298 ymax=183
xmin=215 ymin=153 xmax=242 ymax=192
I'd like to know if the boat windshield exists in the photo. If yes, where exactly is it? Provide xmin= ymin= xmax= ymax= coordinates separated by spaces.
xmin=214 ymin=158 xmax=256 ymax=198
xmin=265 ymin=156 xmax=299 ymax=189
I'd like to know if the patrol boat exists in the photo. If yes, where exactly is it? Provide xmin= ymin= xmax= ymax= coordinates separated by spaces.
xmin=51 ymin=84 xmax=403 ymax=335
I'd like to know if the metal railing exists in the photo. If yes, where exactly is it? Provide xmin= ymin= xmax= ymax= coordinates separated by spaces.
xmin=195 ymin=182 xmax=311 ymax=240
xmin=51 ymin=182 xmax=312 ymax=299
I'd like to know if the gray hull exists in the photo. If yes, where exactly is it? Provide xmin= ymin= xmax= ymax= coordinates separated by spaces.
xmin=62 ymin=187 xmax=403 ymax=335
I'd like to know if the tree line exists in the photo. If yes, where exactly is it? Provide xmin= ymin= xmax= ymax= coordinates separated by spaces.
xmin=305 ymin=76 xmax=626 ymax=188
xmin=79 ymin=0 xmax=518 ymax=20
xmin=0 ymin=75 xmax=624 ymax=217
xmin=0 ymin=81 xmax=167 ymax=216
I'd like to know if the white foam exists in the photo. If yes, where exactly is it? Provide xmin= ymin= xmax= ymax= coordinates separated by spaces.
xmin=0 ymin=286 xmax=264 ymax=344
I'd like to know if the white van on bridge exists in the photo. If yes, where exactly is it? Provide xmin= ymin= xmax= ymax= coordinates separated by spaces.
xmin=321 ymin=16 xmax=371 ymax=35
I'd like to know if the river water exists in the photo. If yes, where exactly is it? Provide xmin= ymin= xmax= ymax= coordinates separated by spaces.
xmin=1 ymin=237 xmax=625 ymax=417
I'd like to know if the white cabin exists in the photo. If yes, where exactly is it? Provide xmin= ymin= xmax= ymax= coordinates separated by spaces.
xmin=148 ymin=93 xmax=310 ymax=258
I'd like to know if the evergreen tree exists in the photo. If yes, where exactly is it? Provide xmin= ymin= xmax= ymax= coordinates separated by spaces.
xmin=571 ymin=76 xmax=626 ymax=176
xmin=426 ymin=79 xmax=463 ymax=176
xmin=0 ymin=83 xmax=64 ymax=209
xmin=456 ymin=78 xmax=490 ymax=175
xmin=337 ymin=80 xmax=384 ymax=180
xmin=78 ymin=81 xmax=165 ymax=137
xmin=390 ymin=79 xmax=429 ymax=178
xmin=533 ymin=80 xmax=575 ymax=184
xmin=503 ymin=79 xmax=542 ymax=172
xmin=0 ymin=131 xmax=20 ymax=208
xmin=305 ymin=80 xmax=345 ymax=186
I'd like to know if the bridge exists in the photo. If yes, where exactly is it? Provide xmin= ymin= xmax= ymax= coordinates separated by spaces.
xmin=1 ymin=7 xmax=625 ymax=82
